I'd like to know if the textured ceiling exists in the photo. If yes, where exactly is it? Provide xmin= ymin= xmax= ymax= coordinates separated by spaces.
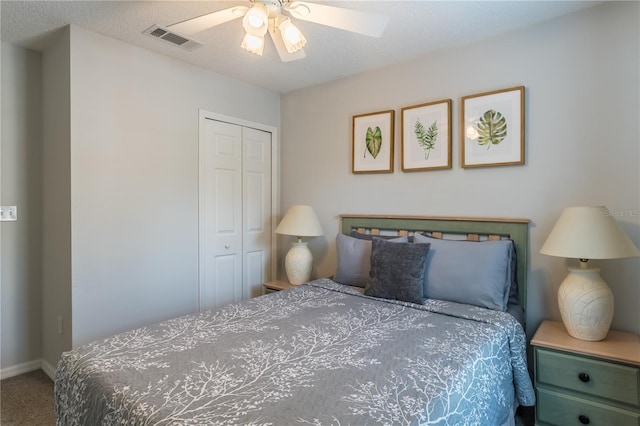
xmin=1 ymin=1 xmax=603 ymax=93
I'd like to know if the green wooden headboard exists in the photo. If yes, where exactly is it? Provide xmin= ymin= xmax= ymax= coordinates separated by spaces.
xmin=340 ymin=214 xmax=530 ymax=317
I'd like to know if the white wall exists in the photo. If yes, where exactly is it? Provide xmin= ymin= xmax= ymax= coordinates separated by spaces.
xmin=37 ymin=25 xmax=281 ymax=369
xmin=67 ymin=25 xmax=280 ymax=347
xmin=280 ymin=2 xmax=640 ymax=337
xmin=1 ymin=42 xmax=43 ymax=375
xmin=41 ymin=27 xmax=72 ymax=375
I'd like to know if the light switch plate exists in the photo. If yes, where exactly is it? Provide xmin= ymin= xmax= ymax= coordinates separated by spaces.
xmin=0 ymin=206 xmax=17 ymax=221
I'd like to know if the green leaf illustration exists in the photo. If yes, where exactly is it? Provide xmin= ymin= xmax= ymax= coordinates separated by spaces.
xmin=365 ymin=126 xmax=382 ymax=159
xmin=414 ymin=119 xmax=438 ymax=160
xmin=477 ymin=109 xmax=507 ymax=149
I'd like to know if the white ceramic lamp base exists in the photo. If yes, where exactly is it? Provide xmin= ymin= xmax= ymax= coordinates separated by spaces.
xmin=285 ymin=242 xmax=313 ymax=285
xmin=558 ymin=267 xmax=614 ymax=341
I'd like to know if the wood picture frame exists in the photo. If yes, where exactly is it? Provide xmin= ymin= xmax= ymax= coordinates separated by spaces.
xmin=401 ymin=99 xmax=452 ymax=171
xmin=461 ymin=86 xmax=525 ymax=168
xmin=352 ymin=110 xmax=394 ymax=174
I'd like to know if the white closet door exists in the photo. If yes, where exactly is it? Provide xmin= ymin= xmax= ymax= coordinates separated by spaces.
xmin=242 ymin=127 xmax=272 ymax=299
xmin=201 ymin=119 xmax=243 ymax=310
xmin=199 ymin=118 xmax=272 ymax=311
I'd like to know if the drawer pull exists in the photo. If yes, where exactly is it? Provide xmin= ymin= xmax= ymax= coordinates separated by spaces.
xmin=578 ymin=372 xmax=590 ymax=383
xmin=578 ymin=415 xmax=590 ymax=424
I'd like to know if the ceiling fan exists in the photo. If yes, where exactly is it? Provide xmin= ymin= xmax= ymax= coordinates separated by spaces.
xmin=163 ymin=0 xmax=389 ymax=62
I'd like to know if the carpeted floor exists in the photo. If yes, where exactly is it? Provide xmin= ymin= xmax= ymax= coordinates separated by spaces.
xmin=0 ymin=370 xmax=55 ymax=425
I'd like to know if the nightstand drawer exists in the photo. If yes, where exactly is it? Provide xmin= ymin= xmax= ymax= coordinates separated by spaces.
xmin=538 ymin=388 xmax=640 ymax=426
xmin=537 ymin=348 xmax=640 ymax=406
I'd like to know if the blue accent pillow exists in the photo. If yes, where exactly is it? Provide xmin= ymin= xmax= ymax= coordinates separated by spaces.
xmin=365 ymin=238 xmax=431 ymax=304
xmin=414 ymin=233 xmax=513 ymax=311
xmin=334 ymin=233 xmax=408 ymax=287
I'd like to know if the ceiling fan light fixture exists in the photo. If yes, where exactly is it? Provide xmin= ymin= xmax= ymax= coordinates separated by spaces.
xmin=166 ymin=0 xmax=389 ymax=62
xmin=241 ymin=32 xmax=265 ymax=56
xmin=279 ymin=19 xmax=306 ymax=53
xmin=231 ymin=6 xmax=249 ymax=17
xmin=286 ymin=2 xmax=311 ymax=18
xmin=242 ymin=5 xmax=268 ymax=35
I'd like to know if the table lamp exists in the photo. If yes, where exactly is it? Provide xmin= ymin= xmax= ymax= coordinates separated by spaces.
xmin=540 ymin=206 xmax=639 ymax=341
xmin=275 ymin=205 xmax=324 ymax=285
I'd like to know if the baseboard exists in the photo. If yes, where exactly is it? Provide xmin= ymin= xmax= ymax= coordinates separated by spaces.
xmin=0 ymin=358 xmax=56 ymax=381
xmin=40 ymin=359 xmax=56 ymax=380
xmin=0 ymin=359 xmax=41 ymax=380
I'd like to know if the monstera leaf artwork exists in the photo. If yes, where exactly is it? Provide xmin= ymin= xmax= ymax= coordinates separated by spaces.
xmin=365 ymin=126 xmax=382 ymax=159
xmin=477 ymin=109 xmax=507 ymax=149
xmin=414 ymin=119 xmax=438 ymax=159
xmin=461 ymin=86 xmax=524 ymax=168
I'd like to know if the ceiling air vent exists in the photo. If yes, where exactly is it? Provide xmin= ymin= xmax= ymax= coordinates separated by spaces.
xmin=143 ymin=25 xmax=204 ymax=52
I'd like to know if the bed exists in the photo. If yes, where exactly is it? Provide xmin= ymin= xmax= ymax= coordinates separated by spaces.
xmin=55 ymin=215 xmax=535 ymax=425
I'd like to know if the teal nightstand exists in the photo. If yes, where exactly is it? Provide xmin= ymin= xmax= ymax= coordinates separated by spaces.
xmin=531 ymin=320 xmax=640 ymax=426
xmin=263 ymin=280 xmax=298 ymax=294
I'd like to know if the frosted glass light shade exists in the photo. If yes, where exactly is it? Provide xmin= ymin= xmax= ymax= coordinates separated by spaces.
xmin=279 ymin=19 xmax=306 ymax=53
xmin=241 ymin=33 xmax=264 ymax=56
xmin=242 ymin=5 xmax=268 ymax=36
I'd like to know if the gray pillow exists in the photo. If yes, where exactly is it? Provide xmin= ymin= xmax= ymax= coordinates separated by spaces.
xmin=334 ymin=233 xmax=408 ymax=287
xmin=350 ymin=230 xmax=414 ymax=243
xmin=365 ymin=238 xmax=431 ymax=304
xmin=414 ymin=233 xmax=513 ymax=311
xmin=506 ymin=242 xmax=519 ymax=306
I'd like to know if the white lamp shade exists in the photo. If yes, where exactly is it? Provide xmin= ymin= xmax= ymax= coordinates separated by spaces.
xmin=540 ymin=206 xmax=640 ymax=260
xmin=275 ymin=205 xmax=323 ymax=238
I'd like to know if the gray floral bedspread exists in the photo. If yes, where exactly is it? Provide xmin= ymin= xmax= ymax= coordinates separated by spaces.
xmin=55 ymin=278 xmax=535 ymax=426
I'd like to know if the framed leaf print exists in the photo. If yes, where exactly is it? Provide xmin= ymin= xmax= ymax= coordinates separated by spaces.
xmin=352 ymin=110 xmax=394 ymax=173
xmin=401 ymin=99 xmax=452 ymax=171
xmin=461 ymin=86 xmax=525 ymax=168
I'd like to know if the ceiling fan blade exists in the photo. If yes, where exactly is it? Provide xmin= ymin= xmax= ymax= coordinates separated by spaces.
xmin=268 ymin=24 xmax=306 ymax=62
xmin=168 ymin=6 xmax=248 ymax=35
xmin=287 ymin=2 xmax=388 ymax=37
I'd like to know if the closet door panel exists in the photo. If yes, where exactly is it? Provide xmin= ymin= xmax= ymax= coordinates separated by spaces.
xmin=200 ymin=119 xmax=243 ymax=310
xmin=243 ymin=127 xmax=272 ymax=299
xmin=214 ymin=254 xmax=241 ymax=308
